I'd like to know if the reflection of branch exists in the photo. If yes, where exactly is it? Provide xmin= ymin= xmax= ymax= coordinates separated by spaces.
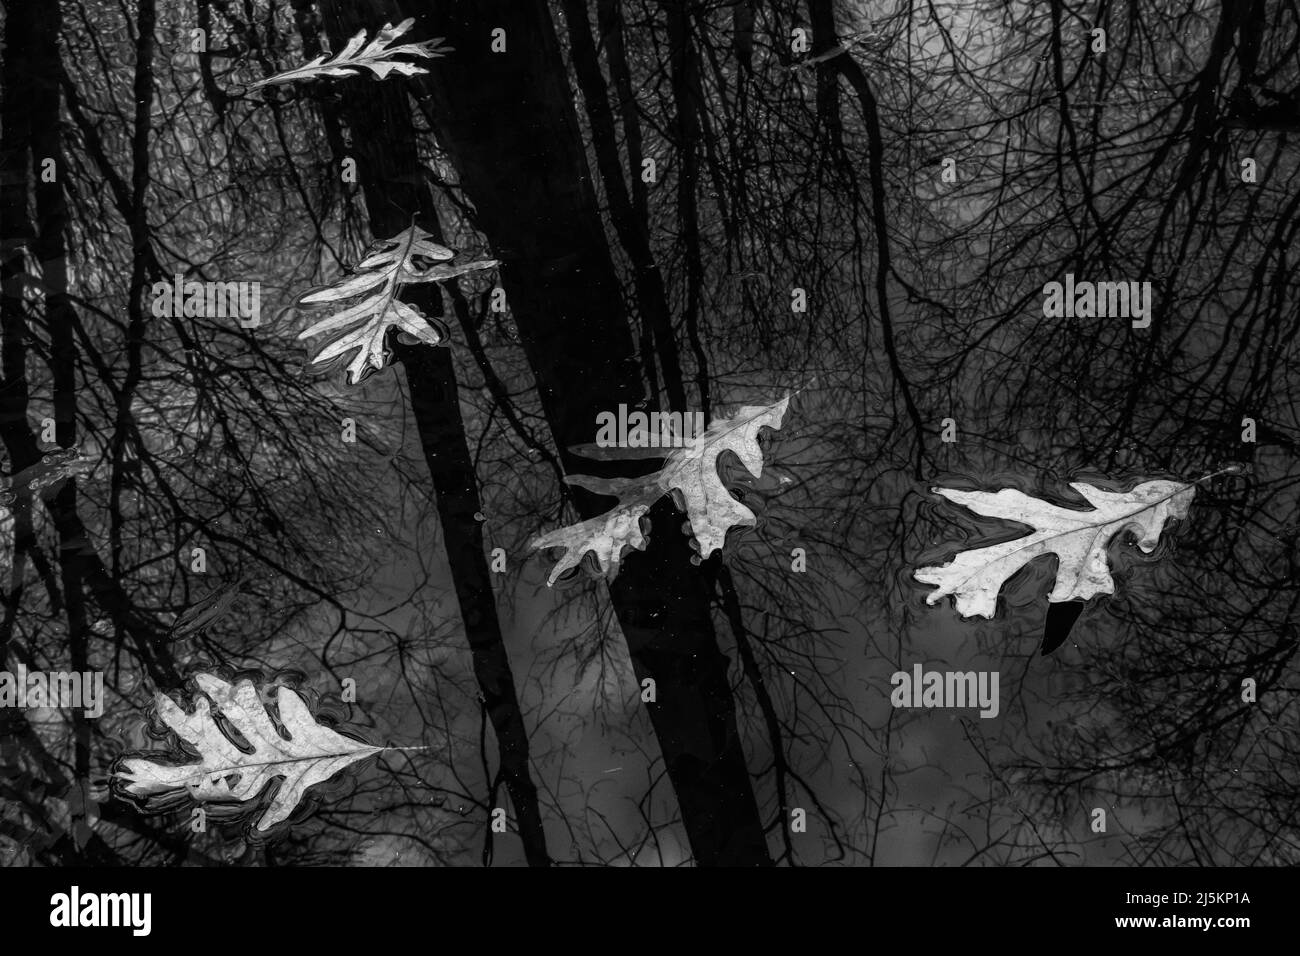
xmin=810 ymin=0 xmax=928 ymax=476
xmin=453 ymin=264 xmax=566 ymax=495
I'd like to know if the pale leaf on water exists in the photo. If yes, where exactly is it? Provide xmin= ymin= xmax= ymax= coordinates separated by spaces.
xmin=531 ymin=396 xmax=789 ymax=585
xmin=914 ymin=479 xmax=1197 ymax=618
xmin=295 ymin=225 xmax=498 ymax=384
xmin=115 ymin=674 xmax=388 ymax=832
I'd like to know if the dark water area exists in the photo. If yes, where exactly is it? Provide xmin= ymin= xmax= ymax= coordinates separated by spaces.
xmin=0 ymin=0 xmax=1296 ymax=871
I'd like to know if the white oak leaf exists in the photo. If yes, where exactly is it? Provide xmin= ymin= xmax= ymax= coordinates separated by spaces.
xmin=530 ymin=474 xmax=660 ymax=586
xmin=249 ymin=19 xmax=451 ymax=89
xmin=531 ymin=396 xmax=789 ymax=585
xmin=914 ymin=479 xmax=1196 ymax=618
xmin=657 ymin=398 xmax=789 ymax=556
xmin=115 ymin=673 xmax=382 ymax=832
xmin=296 ymin=225 xmax=498 ymax=384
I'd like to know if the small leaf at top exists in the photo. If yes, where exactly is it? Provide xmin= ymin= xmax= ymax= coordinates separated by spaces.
xmin=249 ymin=19 xmax=451 ymax=90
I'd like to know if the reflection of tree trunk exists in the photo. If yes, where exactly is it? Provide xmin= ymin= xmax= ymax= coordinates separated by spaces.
xmin=661 ymin=0 xmax=711 ymax=414
xmin=558 ymin=0 xmax=685 ymax=412
xmin=597 ymin=1 xmax=651 ymax=224
xmin=319 ymin=0 xmax=552 ymax=868
xmin=807 ymin=0 xmax=843 ymax=147
xmin=0 ymin=0 xmax=55 ymax=854
xmin=410 ymin=0 xmax=772 ymax=865
xmin=732 ymin=0 xmax=755 ymax=69
xmin=30 ymin=0 xmax=93 ymax=845
xmin=0 ymin=0 xmax=137 ymax=864
xmin=1 ymin=0 xmax=47 ymax=657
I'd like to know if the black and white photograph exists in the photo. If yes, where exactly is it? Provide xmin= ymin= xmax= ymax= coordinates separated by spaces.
xmin=0 ymin=0 xmax=1295 ymax=935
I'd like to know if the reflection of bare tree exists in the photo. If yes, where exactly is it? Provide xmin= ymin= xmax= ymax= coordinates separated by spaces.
xmin=2 ymin=0 xmax=476 ymax=865
xmin=2 ymin=0 xmax=1296 ymax=867
xmin=887 ymin=0 xmax=1300 ymax=865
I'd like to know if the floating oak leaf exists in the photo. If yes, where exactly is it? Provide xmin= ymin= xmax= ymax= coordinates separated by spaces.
xmin=114 ymin=673 xmax=390 ymax=832
xmin=296 ymin=224 xmax=498 ymax=384
xmin=531 ymin=396 xmax=789 ymax=585
xmin=249 ymin=19 xmax=450 ymax=89
xmin=530 ymin=474 xmax=660 ymax=586
xmin=914 ymin=479 xmax=1196 ymax=619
